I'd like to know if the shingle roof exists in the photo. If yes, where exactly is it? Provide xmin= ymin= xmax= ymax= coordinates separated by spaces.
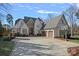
xmin=15 ymin=16 xmax=45 ymax=29
xmin=15 ymin=17 xmax=36 ymax=25
xmin=24 ymin=16 xmax=37 ymax=23
xmin=44 ymin=14 xmax=66 ymax=29
xmin=15 ymin=18 xmax=23 ymax=25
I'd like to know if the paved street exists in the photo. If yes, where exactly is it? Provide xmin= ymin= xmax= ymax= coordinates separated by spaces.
xmin=11 ymin=37 xmax=79 ymax=56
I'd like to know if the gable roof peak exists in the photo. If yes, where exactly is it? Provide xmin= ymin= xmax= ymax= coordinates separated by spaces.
xmin=44 ymin=13 xmax=66 ymax=29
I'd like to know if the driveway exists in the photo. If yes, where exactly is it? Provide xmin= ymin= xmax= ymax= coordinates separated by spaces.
xmin=11 ymin=37 xmax=79 ymax=56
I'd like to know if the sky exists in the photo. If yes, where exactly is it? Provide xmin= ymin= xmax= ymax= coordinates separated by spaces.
xmin=1 ymin=3 xmax=79 ymax=24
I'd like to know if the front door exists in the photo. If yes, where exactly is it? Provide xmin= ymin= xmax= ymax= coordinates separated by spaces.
xmin=29 ymin=28 xmax=34 ymax=36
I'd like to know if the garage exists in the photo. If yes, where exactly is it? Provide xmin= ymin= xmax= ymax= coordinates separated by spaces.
xmin=44 ymin=14 xmax=69 ymax=38
xmin=45 ymin=30 xmax=54 ymax=38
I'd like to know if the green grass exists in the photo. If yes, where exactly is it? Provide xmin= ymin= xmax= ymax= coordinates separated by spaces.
xmin=0 ymin=41 xmax=14 ymax=56
xmin=70 ymin=40 xmax=79 ymax=43
xmin=69 ymin=37 xmax=79 ymax=44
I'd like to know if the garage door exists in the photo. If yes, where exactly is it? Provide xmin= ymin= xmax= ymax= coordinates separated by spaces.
xmin=48 ymin=31 xmax=54 ymax=37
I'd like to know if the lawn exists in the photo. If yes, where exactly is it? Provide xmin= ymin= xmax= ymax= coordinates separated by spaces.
xmin=0 ymin=41 xmax=14 ymax=56
xmin=70 ymin=40 xmax=79 ymax=43
xmin=69 ymin=37 xmax=79 ymax=44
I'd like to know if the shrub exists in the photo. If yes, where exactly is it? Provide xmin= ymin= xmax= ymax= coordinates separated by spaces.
xmin=37 ymin=34 xmax=41 ymax=36
xmin=14 ymin=32 xmax=28 ymax=37
xmin=14 ymin=32 xmax=21 ymax=36
xmin=0 ymin=36 xmax=14 ymax=41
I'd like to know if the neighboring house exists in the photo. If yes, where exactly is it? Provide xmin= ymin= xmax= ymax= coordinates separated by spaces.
xmin=44 ymin=14 xmax=69 ymax=38
xmin=13 ymin=17 xmax=44 ymax=36
xmin=34 ymin=18 xmax=45 ymax=35
xmin=26 ymin=18 xmax=35 ymax=35
xmin=13 ymin=19 xmax=29 ymax=35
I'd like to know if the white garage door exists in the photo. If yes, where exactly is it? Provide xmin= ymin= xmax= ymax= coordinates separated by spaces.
xmin=46 ymin=30 xmax=54 ymax=38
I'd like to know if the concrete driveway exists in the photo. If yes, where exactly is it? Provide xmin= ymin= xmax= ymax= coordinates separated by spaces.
xmin=11 ymin=37 xmax=79 ymax=56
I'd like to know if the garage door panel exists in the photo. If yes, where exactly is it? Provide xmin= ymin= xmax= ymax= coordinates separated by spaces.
xmin=48 ymin=31 xmax=54 ymax=37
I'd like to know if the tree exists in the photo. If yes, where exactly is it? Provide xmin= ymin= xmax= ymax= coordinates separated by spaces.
xmin=48 ymin=13 xmax=55 ymax=20
xmin=6 ymin=14 xmax=13 ymax=37
xmin=0 ymin=3 xmax=12 ymax=22
xmin=6 ymin=14 xmax=13 ymax=28
xmin=0 ymin=21 xmax=3 ymax=36
xmin=0 ymin=3 xmax=12 ymax=37
xmin=45 ymin=13 xmax=56 ymax=24
xmin=64 ymin=4 xmax=78 ymax=36
xmin=75 ymin=9 xmax=79 ymax=19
